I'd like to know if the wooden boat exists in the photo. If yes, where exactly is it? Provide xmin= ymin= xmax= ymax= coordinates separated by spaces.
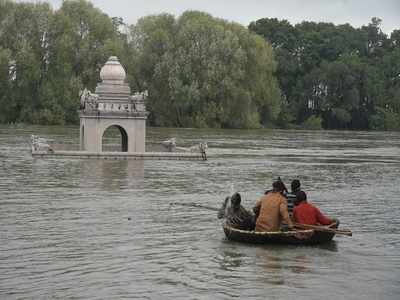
xmin=223 ymin=223 xmax=336 ymax=245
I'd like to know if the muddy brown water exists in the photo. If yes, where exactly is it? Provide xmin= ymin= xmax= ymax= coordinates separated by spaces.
xmin=1 ymin=125 xmax=399 ymax=299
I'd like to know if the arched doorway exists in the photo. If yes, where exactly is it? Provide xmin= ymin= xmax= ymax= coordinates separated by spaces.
xmin=102 ymin=125 xmax=128 ymax=152
xmin=80 ymin=125 xmax=85 ymax=150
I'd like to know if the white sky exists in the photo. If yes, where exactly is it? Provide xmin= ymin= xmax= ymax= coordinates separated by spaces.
xmin=23 ymin=0 xmax=400 ymax=34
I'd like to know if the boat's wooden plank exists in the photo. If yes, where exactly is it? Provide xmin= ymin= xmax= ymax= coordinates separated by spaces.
xmin=223 ymin=224 xmax=336 ymax=245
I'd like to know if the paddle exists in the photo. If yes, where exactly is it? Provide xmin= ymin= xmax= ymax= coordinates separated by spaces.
xmin=294 ymin=222 xmax=353 ymax=236
xmin=169 ymin=202 xmax=219 ymax=211
xmin=277 ymin=176 xmax=288 ymax=194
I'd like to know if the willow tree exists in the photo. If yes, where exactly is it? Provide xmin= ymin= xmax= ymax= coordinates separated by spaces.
xmin=0 ymin=47 xmax=12 ymax=123
xmin=44 ymin=0 xmax=123 ymax=124
xmin=0 ymin=0 xmax=53 ymax=123
xmin=129 ymin=11 xmax=281 ymax=128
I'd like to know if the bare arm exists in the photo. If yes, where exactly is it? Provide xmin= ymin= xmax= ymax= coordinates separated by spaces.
xmin=217 ymin=196 xmax=230 ymax=219
xmin=315 ymin=206 xmax=333 ymax=225
xmin=280 ymin=199 xmax=293 ymax=228
xmin=253 ymin=199 xmax=262 ymax=219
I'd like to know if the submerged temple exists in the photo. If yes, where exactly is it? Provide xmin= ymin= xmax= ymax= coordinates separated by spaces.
xmin=79 ymin=56 xmax=148 ymax=153
xmin=31 ymin=56 xmax=207 ymax=160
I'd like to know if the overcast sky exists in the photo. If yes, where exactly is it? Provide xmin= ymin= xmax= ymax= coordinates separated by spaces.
xmin=25 ymin=0 xmax=400 ymax=34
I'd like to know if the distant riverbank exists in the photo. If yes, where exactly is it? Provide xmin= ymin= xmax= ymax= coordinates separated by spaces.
xmin=1 ymin=1 xmax=399 ymax=131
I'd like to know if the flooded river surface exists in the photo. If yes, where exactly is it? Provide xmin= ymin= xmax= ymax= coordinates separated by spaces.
xmin=1 ymin=125 xmax=399 ymax=299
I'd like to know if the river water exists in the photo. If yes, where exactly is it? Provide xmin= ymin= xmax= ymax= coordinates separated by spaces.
xmin=1 ymin=125 xmax=399 ymax=299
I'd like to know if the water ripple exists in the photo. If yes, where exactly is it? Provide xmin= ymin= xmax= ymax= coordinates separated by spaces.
xmin=1 ymin=126 xmax=399 ymax=299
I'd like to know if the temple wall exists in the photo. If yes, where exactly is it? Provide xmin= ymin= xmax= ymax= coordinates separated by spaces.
xmin=80 ymin=116 xmax=146 ymax=153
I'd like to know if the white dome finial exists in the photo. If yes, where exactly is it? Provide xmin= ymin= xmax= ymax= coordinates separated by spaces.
xmin=100 ymin=56 xmax=126 ymax=83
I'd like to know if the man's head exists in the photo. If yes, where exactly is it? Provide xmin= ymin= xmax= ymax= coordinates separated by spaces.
xmin=272 ymin=180 xmax=285 ymax=192
xmin=231 ymin=192 xmax=241 ymax=208
xmin=295 ymin=191 xmax=307 ymax=205
xmin=291 ymin=179 xmax=301 ymax=192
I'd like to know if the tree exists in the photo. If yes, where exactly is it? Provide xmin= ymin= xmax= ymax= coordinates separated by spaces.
xmin=0 ymin=0 xmax=53 ymax=123
xmin=43 ymin=0 xmax=123 ymax=124
xmin=361 ymin=17 xmax=388 ymax=57
xmin=1 ymin=1 xmax=398 ymax=130
xmin=129 ymin=11 xmax=281 ymax=128
xmin=0 ymin=47 xmax=13 ymax=123
xmin=249 ymin=16 xmax=399 ymax=130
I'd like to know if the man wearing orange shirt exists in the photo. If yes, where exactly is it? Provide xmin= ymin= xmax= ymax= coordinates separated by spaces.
xmin=253 ymin=181 xmax=293 ymax=232
xmin=293 ymin=191 xmax=337 ymax=225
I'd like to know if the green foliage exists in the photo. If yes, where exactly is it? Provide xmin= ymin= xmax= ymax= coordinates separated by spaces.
xmin=128 ymin=11 xmax=280 ymax=128
xmin=0 ymin=2 xmax=281 ymax=128
xmin=0 ymin=47 xmax=13 ymax=123
xmin=0 ymin=0 xmax=121 ymax=125
xmin=0 ymin=0 xmax=399 ymax=131
xmin=302 ymin=115 xmax=322 ymax=130
xmin=369 ymin=107 xmax=400 ymax=130
xmin=249 ymin=16 xmax=400 ymax=130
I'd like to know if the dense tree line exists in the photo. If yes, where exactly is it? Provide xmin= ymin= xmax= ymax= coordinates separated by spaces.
xmin=0 ymin=0 xmax=123 ymax=124
xmin=249 ymin=17 xmax=400 ymax=130
xmin=0 ymin=0 xmax=399 ymax=130
xmin=0 ymin=0 xmax=279 ymax=128
xmin=128 ymin=11 xmax=280 ymax=128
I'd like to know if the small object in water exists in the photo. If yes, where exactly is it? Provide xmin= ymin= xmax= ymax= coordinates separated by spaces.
xmin=128 ymin=217 xmax=131 ymax=221
xmin=161 ymin=138 xmax=176 ymax=152
xmin=30 ymin=135 xmax=54 ymax=153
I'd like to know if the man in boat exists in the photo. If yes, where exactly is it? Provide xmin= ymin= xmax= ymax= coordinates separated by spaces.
xmin=264 ymin=176 xmax=287 ymax=195
xmin=253 ymin=181 xmax=293 ymax=232
xmin=284 ymin=179 xmax=302 ymax=216
xmin=218 ymin=192 xmax=255 ymax=231
xmin=293 ymin=191 xmax=338 ymax=226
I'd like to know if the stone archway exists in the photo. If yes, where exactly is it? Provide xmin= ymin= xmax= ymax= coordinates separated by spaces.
xmin=102 ymin=125 xmax=128 ymax=152
xmin=80 ymin=125 xmax=85 ymax=151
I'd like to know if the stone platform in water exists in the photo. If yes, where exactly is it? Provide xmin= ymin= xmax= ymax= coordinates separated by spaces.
xmin=31 ymin=150 xmax=207 ymax=161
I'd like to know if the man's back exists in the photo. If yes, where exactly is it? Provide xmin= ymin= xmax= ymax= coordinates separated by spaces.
xmin=254 ymin=192 xmax=291 ymax=232
xmin=218 ymin=196 xmax=255 ymax=230
xmin=293 ymin=202 xmax=332 ymax=225
xmin=226 ymin=206 xmax=255 ymax=230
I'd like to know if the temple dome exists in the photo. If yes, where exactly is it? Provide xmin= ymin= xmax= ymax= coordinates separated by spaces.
xmin=100 ymin=56 xmax=126 ymax=83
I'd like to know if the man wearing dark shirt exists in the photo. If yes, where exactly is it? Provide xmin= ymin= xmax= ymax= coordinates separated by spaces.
xmin=285 ymin=179 xmax=301 ymax=216
xmin=218 ymin=192 xmax=255 ymax=231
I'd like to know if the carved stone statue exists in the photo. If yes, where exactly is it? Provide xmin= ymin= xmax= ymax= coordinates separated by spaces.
xmin=131 ymin=90 xmax=148 ymax=101
xmin=31 ymin=135 xmax=54 ymax=153
xmin=161 ymin=138 xmax=176 ymax=152
xmin=80 ymin=88 xmax=89 ymax=109
xmin=190 ymin=142 xmax=208 ymax=153
xmin=80 ymin=88 xmax=99 ymax=111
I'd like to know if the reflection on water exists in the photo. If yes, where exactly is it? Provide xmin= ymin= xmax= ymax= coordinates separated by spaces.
xmin=291 ymin=255 xmax=311 ymax=274
xmin=314 ymin=240 xmax=338 ymax=252
xmin=78 ymin=159 xmax=145 ymax=191
xmin=256 ymin=250 xmax=285 ymax=285
xmin=1 ymin=125 xmax=400 ymax=299
xmin=218 ymin=250 xmax=244 ymax=270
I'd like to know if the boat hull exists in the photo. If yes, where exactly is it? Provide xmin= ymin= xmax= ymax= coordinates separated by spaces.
xmin=223 ymin=224 xmax=335 ymax=245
